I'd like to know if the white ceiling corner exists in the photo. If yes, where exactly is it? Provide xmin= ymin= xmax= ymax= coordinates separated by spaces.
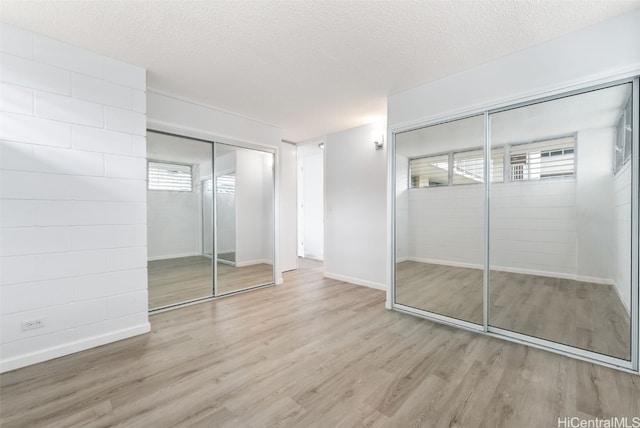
xmin=1 ymin=0 xmax=638 ymax=142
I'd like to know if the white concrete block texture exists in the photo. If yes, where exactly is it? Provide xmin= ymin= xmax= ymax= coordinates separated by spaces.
xmin=0 ymin=23 xmax=149 ymax=373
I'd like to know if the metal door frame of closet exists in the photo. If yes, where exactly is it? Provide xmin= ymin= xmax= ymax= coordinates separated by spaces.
xmin=389 ymin=76 xmax=639 ymax=373
xmin=147 ymin=129 xmax=277 ymax=313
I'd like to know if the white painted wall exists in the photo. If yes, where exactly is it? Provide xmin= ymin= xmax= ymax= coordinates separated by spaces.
xmin=215 ymin=151 xmax=236 ymax=255
xmin=0 ymin=24 xmax=148 ymax=372
xmin=408 ymin=185 xmax=484 ymax=267
xmin=574 ymin=128 xmax=616 ymax=282
xmin=202 ymin=178 xmax=214 ymax=255
xmin=147 ymin=91 xmax=294 ymax=283
xmin=216 ymin=192 xmax=236 ymax=254
xmin=490 ymin=180 xmax=576 ymax=275
xmin=325 ymin=122 xmax=387 ymax=289
xmin=235 ymin=149 xmax=273 ymax=266
xmin=297 ymin=141 xmax=324 ymax=260
xmin=279 ymin=142 xmax=297 ymax=272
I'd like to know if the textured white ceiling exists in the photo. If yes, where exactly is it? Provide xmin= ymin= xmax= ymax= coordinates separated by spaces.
xmin=1 ymin=1 xmax=638 ymax=142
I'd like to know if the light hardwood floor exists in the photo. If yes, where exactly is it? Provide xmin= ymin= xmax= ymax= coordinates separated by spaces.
xmin=396 ymin=261 xmax=631 ymax=360
xmin=148 ymin=256 xmax=273 ymax=309
xmin=1 ymin=259 xmax=639 ymax=427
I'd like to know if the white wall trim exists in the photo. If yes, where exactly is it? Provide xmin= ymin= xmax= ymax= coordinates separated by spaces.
xmin=389 ymin=69 xmax=640 ymax=134
xmin=147 ymin=118 xmax=277 ymax=155
xmin=235 ymin=259 xmax=273 ymax=267
xmin=147 ymin=87 xmax=281 ymax=130
xmin=407 ymin=257 xmax=480 ymax=270
xmin=406 ymin=257 xmax=615 ymax=285
xmin=148 ymin=252 xmax=200 ymax=261
xmin=324 ymin=272 xmax=386 ymax=291
xmin=0 ymin=322 xmax=151 ymax=374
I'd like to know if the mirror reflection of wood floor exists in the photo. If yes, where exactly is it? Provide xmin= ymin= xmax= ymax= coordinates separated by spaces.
xmin=396 ymin=261 xmax=631 ymax=360
xmin=148 ymin=256 xmax=273 ymax=309
xmin=2 ymin=258 xmax=639 ymax=427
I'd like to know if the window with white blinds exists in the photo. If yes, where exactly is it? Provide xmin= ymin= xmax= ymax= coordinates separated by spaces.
xmin=509 ymin=137 xmax=575 ymax=181
xmin=452 ymin=149 xmax=483 ymax=185
xmin=408 ymin=136 xmax=575 ymax=189
xmin=216 ymin=174 xmax=236 ymax=194
xmin=410 ymin=154 xmax=449 ymax=187
xmin=148 ymin=161 xmax=193 ymax=192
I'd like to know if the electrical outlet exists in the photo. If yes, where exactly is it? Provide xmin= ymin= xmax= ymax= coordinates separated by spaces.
xmin=21 ymin=319 xmax=45 ymax=331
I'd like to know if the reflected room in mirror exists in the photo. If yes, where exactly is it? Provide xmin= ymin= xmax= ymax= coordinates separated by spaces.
xmin=214 ymin=143 xmax=274 ymax=295
xmin=395 ymin=114 xmax=486 ymax=325
xmin=489 ymin=83 xmax=633 ymax=360
xmin=394 ymin=82 xmax=634 ymax=362
xmin=146 ymin=131 xmax=214 ymax=310
xmin=145 ymin=132 xmax=276 ymax=310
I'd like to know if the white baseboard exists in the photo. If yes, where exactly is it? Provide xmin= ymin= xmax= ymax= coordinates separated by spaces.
xmin=148 ymin=252 xmax=200 ymax=261
xmin=276 ymin=276 xmax=284 ymax=285
xmin=574 ymin=275 xmax=615 ymax=286
xmin=407 ymin=257 xmax=480 ymax=270
xmin=492 ymin=265 xmax=615 ymax=286
xmin=217 ymin=259 xmax=236 ymax=266
xmin=406 ymin=257 xmax=615 ymax=286
xmin=0 ymin=322 xmax=151 ymax=373
xmin=324 ymin=272 xmax=386 ymax=291
xmin=235 ymin=259 xmax=273 ymax=267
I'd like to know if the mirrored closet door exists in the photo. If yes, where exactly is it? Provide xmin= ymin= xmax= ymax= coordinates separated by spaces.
xmin=147 ymin=132 xmax=214 ymax=310
xmin=146 ymin=131 xmax=275 ymax=311
xmin=214 ymin=143 xmax=275 ymax=295
xmin=392 ymin=77 xmax=638 ymax=371
xmin=489 ymin=83 xmax=634 ymax=361
xmin=395 ymin=115 xmax=485 ymax=326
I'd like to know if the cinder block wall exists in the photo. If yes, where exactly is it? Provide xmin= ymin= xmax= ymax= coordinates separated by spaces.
xmin=0 ymin=23 xmax=149 ymax=372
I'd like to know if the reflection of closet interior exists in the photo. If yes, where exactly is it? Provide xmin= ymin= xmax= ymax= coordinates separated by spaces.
xmin=393 ymin=79 xmax=638 ymax=372
xmin=146 ymin=131 xmax=275 ymax=311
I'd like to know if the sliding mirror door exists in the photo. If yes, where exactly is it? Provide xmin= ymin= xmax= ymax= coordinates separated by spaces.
xmin=489 ymin=83 xmax=634 ymax=361
xmin=215 ymin=143 xmax=275 ymax=295
xmin=147 ymin=131 xmax=214 ymax=310
xmin=395 ymin=115 xmax=485 ymax=325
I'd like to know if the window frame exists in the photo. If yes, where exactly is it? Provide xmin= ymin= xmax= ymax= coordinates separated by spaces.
xmin=147 ymin=159 xmax=194 ymax=192
xmin=408 ymin=134 xmax=576 ymax=189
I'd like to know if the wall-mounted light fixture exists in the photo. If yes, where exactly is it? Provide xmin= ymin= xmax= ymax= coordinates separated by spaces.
xmin=373 ymin=134 xmax=384 ymax=150
xmin=318 ymin=142 xmax=325 ymax=149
